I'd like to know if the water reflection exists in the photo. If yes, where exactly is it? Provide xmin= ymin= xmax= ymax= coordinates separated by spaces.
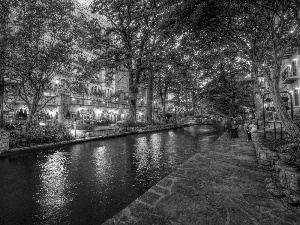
xmin=33 ymin=151 xmax=74 ymax=223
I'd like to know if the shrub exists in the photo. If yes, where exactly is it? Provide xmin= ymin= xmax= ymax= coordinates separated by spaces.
xmin=9 ymin=123 xmax=73 ymax=148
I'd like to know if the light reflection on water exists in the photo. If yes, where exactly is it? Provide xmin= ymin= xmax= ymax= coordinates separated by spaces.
xmin=93 ymin=146 xmax=112 ymax=186
xmin=33 ymin=151 xmax=74 ymax=224
xmin=134 ymin=133 xmax=162 ymax=173
xmin=0 ymin=125 xmax=223 ymax=225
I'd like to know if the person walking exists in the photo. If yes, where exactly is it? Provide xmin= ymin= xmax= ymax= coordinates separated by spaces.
xmin=246 ymin=121 xmax=252 ymax=141
xmin=244 ymin=120 xmax=249 ymax=133
xmin=231 ymin=120 xmax=239 ymax=138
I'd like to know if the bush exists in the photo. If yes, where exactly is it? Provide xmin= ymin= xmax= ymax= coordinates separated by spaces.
xmin=9 ymin=123 xmax=73 ymax=148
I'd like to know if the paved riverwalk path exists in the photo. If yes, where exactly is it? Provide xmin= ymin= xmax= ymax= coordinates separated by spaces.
xmin=103 ymin=130 xmax=300 ymax=225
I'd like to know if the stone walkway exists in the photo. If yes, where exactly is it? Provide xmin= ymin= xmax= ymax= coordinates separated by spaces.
xmin=103 ymin=130 xmax=300 ymax=225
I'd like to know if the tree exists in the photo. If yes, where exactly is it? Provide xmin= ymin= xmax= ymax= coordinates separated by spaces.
xmin=90 ymin=0 xmax=168 ymax=123
xmin=253 ymin=0 xmax=300 ymax=139
xmin=0 ymin=0 xmax=19 ymax=128
xmin=6 ymin=0 xmax=75 ymax=130
xmin=203 ymin=61 xmax=253 ymax=117
xmin=161 ymin=0 xmax=300 ymax=139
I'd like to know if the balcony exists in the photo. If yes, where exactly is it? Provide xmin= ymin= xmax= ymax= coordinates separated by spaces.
xmin=46 ymin=98 xmax=57 ymax=105
xmin=282 ymin=67 xmax=299 ymax=84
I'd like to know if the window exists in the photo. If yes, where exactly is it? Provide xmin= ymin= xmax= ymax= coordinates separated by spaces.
xmin=294 ymin=89 xmax=299 ymax=106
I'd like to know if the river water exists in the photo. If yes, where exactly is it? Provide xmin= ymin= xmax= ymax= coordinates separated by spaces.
xmin=0 ymin=125 xmax=223 ymax=225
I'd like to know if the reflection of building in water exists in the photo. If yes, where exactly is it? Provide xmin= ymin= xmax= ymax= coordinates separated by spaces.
xmin=33 ymin=152 xmax=73 ymax=223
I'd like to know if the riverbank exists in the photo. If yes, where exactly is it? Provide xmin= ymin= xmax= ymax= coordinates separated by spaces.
xmin=102 ymin=129 xmax=300 ymax=224
xmin=0 ymin=124 xmax=182 ymax=158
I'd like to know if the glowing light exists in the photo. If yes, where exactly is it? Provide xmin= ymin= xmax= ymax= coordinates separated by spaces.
xmin=55 ymin=80 xmax=60 ymax=84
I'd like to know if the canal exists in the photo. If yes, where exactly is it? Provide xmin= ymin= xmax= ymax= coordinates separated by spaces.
xmin=0 ymin=125 xmax=223 ymax=225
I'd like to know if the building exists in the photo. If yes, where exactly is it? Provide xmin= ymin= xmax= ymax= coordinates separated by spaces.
xmin=279 ymin=50 xmax=300 ymax=118
xmin=258 ymin=49 xmax=299 ymax=121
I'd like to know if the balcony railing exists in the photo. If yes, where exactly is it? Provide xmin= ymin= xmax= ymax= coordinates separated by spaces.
xmin=282 ymin=66 xmax=299 ymax=84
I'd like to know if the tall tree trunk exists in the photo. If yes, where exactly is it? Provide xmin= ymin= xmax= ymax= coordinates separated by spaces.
xmin=162 ymin=87 xmax=167 ymax=122
xmin=252 ymin=63 xmax=263 ymax=120
xmin=185 ymin=88 xmax=188 ymax=115
xmin=159 ymin=88 xmax=166 ymax=122
xmin=25 ymin=94 xmax=39 ymax=131
xmin=146 ymin=72 xmax=153 ymax=123
xmin=191 ymin=90 xmax=196 ymax=116
xmin=266 ymin=69 xmax=300 ymax=140
xmin=0 ymin=1 xmax=9 ymax=128
xmin=127 ymin=71 xmax=138 ymax=123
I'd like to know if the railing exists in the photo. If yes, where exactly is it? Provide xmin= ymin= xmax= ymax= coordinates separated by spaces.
xmin=264 ymin=122 xmax=285 ymax=140
xmin=282 ymin=67 xmax=292 ymax=81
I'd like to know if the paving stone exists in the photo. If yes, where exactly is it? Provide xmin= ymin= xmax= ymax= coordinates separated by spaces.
xmin=128 ymin=201 xmax=151 ymax=218
xmin=156 ymin=178 xmax=174 ymax=188
xmin=151 ymin=185 xmax=170 ymax=195
xmin=173 ymin=169 xmax=186 ymax=175
xmin=138 ymin=191 xmax=161 ymax=206
xmin=135 ymin=213 xmax=174 ymax=225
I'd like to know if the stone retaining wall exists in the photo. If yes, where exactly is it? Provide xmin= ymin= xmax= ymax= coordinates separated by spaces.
xmin=251 ymin=132 xmax=300 ymax=206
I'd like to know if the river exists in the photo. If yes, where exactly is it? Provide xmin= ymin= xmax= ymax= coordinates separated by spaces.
xmin=0 ymin=125 xmax=223 ymax=225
